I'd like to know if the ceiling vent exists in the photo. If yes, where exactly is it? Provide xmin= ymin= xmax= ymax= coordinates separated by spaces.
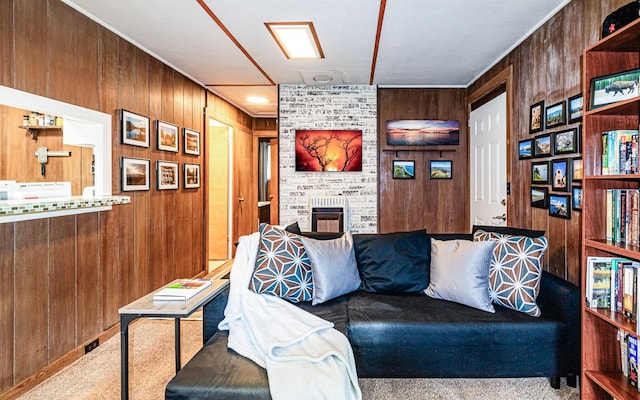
xmin=300 ymin=70 xmax=344 ymax=86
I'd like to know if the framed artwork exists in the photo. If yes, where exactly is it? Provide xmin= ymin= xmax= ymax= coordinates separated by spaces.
xmin=184 ymin=163 xmax=201 ymax=188
xmin=551 ymin=158 xmax=570 ymax=192
xmin=295 ymin=129 xmax=362 ymax=171
xmin=568 ymin=93 xmax=583 ymax=123
xmin=183 ymin=128 xmax=201 ymax=155
xmin=572 ymin=186 xmax=582 ymax=211
xmin=545 ymin=100 xmax=566 ymax=128
xmin=392 ymin=160 xmax=415 ymax=179
xmin=531 ymin=161 xmax=549 ymax=184
xmin=120 ymin=109 xmax=150 ymax=148
xmin=553 ymin=128 xmax=578 ymax=155
xmin=518 ymin=139 xmax=533 ymax=159
xmin=430 ymin=160 xmax=452 ymax=179
xmin=156 ymin=120 xmax=179 ymax=152
xmin=534 ymin=134 xmax=552 ymax=157
xmin=531 ymin=186 xmax=549 ymax=209
xmin=549 ymin=194 xmax=570 ymax=219
xmin=121 ymin=157 xmax=150 ymax=191
xmin=572 ymin=157 xmax=583 ymax=181
xmin=529 ymin=100 xmax=544 ymax=134
xmin=386 ymin=120 xmax=460 ymax=146
xmin=156 ymin=160 xmax=179 ymax=190
xmin=589 ymin=67 xmax=640 ymax=109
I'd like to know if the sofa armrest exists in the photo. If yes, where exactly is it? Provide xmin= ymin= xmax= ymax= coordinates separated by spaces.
xmin=202 ymin=284 xmax=230 ymax=342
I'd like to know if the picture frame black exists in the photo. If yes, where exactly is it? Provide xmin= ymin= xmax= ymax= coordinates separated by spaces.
xmin=545 ymin=100 xmax=566 ymax=128
xmin=549 ymin=194 xmax=570 ymax=219
xmin=429 ymin=160 xmax=452 ymax=179
xmin=568 ymin=93 xmax=583 ymax=123
xmin=529 ymin=100 xmax=544 ymax=134
xmin=518 ymin=139 xmax=533 ymax=159
xmin=392 ymin=160 xmax=415 ymax=179
xmin=589 ymin=67 xmax=640 ymax=110
xmin=156 ymin=160 xmax=179 ymax=190
xmin=184 ymin=163 xmax=201 ymax=189
xmin=156 ymin=120 xmax=179 ymax=152
xmin=121 ymin=157 xmax=150 ymax=191
xmin=551 ymin=158 xmax=570 ymax=192
xmin=531 ymin=186 xmax=549 ymax=209
xmin=183 ymin=128 xmax=201 ymax=155
xmin=572 ymin=186 xmax=582 ymax=211
xmin=553 ymin=128 xmax=578 ymax=155
xmin=531 ymin=161 xmax=549 ymax=184
xmin=120 ymin=109 xmax=150 ymax=148
xmin=533 ymin=134 xmax=552 ymax=158
xmin=572 ymin=157 xmax=583 ymax=181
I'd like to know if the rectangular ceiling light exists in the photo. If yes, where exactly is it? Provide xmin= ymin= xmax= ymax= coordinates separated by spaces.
xmin=265 ymin=22 xmax=324 ymax=59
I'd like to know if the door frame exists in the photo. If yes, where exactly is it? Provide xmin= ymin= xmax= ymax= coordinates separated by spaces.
xmin=466 ymin=65 xmax=513 ymax=226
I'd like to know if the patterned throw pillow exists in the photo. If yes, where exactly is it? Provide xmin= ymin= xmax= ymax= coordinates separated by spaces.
xmin=250 ymin=223 xmax=313 ymax=303
xmin=473 ymin=229 xmax=548 ymax=317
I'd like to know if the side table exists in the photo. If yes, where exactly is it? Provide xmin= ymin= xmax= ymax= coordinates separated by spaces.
xmin=118 ymin=278 xmax=229 ymax=400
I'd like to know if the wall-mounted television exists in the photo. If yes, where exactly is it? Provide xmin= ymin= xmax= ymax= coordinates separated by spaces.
xmin=295 ymin=129 xmax=362 ymax=172
xmin=386 ymin=120 xmax=459 ymax=146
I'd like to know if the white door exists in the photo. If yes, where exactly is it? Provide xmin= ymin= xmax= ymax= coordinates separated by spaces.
xmin=470 ymin=92 xmax=507 ymax=228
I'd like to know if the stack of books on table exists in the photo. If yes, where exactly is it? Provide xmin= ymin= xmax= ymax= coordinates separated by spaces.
xmin=153 ymin=278 xmax=212 ymax=301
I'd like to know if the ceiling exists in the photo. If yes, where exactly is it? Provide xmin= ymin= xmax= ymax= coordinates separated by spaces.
xmin=61 ymin=0 xmax=569 ymax=118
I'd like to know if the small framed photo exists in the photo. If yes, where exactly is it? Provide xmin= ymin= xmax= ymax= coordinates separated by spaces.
xmin=156 ymin=160 xmax=179 ymax=190
xmin=572 ymin=157 xmax=583 ymax=181
xmin=553 ymin=128 xmax=578 ymax=155
xmin=529 ymin=100 xmax=544 ymax=134
xmin=534 ymin=134 xmax=552 ymax=157
xmin=590 ymin=67 xmax=640 ymax=109
xmin=531 ymin=186 xmax=549 ymax=209
xmin=392 ymin=160 xmax=415 ymax=179
xmin=545 ymin=100 xmax=566 ymax=128
xmin=568 ymin=93 xmax=583 ymax=123
xmin=518 ymin=139 xmax=533 ymax=159
xmin=572 ymin=186 xmax=582 ymax=211
xmin=183 ymin=128 xmax=201 ymax=155
xmin=551 ymin=158 xmax=570 ymax=192
xmin=121 ymin=157 xmax=150 ymax=191
xmin=549 ymin=194 xmax=570 ymax=219
xmin=430 ymin=160 xmax=452 ymax=179
xmin=184 ymin=163 xmax=201 ymax=188
xmin=120 ymin=109 xmax=150 ymax=148
xmin=156 ymin=120 xmax=179 ymax=152
xmin=532 ymin=161 xmax=549 ymax=184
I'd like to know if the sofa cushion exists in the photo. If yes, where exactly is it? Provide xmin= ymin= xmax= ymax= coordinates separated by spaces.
xmin=353 ymin=230 xmax=429 ymax=293
xmin=474 ymin=229 xmax=548 ymax=317
xmin=424 ymin=238 xmax=495 ymax=312
xmin=250 ymin=223 xmax=313 ymax=303
xmin=299 ymin=232 xmax=361 ymax=305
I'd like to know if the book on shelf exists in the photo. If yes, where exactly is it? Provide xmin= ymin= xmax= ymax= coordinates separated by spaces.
xmin=630 ymin=334 xmax=639 ymax=389
xmin=605 ymin=189 xmax=640 ymax=246
xmin=602 ymin=130 xmax=639 ymax=175
xmin=587 ymin=257 xmax=613 ymax=309
xmin=621 ymin=329 xmax=630 ymax=378
xmin=623 ymin=263 xmax=638 ymax=321
xmin=152 ymin=278 xmax=212 ymax=301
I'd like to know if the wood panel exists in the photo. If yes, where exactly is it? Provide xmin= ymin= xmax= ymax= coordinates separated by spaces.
xmin=0 ymin=223 xmax=14 ymax=390
xmin=77 ymin=213 xmax=101 ymax=341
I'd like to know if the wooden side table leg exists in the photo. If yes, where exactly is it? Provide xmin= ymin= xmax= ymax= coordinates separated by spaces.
xmin=175 ymin=318 xmax=181 ymax=372
xmin=120 ymin=314 xmax=137 ymax=400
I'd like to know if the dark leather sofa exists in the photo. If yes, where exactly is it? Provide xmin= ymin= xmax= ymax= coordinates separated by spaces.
xmin=166 ymin=228 xmax=580 ymax=399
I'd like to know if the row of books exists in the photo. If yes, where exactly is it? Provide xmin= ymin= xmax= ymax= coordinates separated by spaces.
xmin=606 ymin=189 xmax=640 ymax=246
xmin=586 ymin=257 xmax=640 ymax=324
xmin=602 ymin=129 xmax=640 ymax=175
xmin=619 ymin=330 xmax=640 ymax=391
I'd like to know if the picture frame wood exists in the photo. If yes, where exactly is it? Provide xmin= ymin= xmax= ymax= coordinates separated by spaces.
xmin=429 ymin=160 xmax=452 ymax=179
xmin=553 ymin=128 xmax=578 ymax=155
xmin=589 ymin=67 xmax=640 ymax=110
xmin=529 ymin=100 xmax=544 ymax=134
xmin=549 ymin=194 xmax=571 ymax=219
xmin=518 ymin=139 xmax=533 ymax=159
xmin=156 ymin=160 xmax=179 ymax=190
xmin=120 ymin=109 xmax=150 ymax=148
xmin=572 ymin=157 xmax=583 ymax=181
xmin=531 ymin=186 xmax=549 ymax=209
xmin=533 ymin=134 xmax=552 ymax=158
xmin=156 ymin=120 xmax=179 ymax=152
xmin=551 ymin=158 xmax=570 ymax=192
xmin=183 ymin=128 xmax=201 ymax=155
xmin=531 ymin=161 xmax=549 ymax=184
xmin=392 ymin=160 xmax=415 ymax=179
xmin=121 ymin=157 xmax=150 ymax=191
xmin=545 ymin=100 xmax=566 ymax=128
xmin=184 ymin=163 xmax=201 ymax=188
xmin=568 ymin=93 xmax=583 ymax=123
xmin=572 ymin=186 xmax=582 ymax=211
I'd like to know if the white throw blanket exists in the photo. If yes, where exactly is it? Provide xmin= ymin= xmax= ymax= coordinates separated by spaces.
xmin=218 ymin=232 xmax=362 ymax=400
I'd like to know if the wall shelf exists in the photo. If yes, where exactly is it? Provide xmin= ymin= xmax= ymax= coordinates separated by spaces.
xmin=0 ymin=195 xmax=130 ymax=223
xmin=18 ymin=125 xmax=62 ymax=141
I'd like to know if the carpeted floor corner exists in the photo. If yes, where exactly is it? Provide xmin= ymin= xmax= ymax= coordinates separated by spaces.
xmin=17 ymin=319 xmax=579 ymax=399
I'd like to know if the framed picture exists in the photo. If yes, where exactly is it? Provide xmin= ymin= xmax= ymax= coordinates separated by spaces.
xmin=392 ymin=160 xmax=415 ymax=179
xmin=553 ymin=128 xmax=578 ymax=155
xmin=545 ymin=100 xmax=566 ymax=128
xmin=549 ymin=194 xmax=570 ymax=219
xmin=184 ymin=163 xmax=201 ymax=188
xmin=156 ymin=120 xmax=179 ymax=152
xmin=568 ymin=93 xmax=583 ymax=123
xmin=572 ymin=187 xmax=582 ymax=211
xmin=551 ymin=158 xmax=570 ymax=192
xmin=121 ymin=157 xmax=150 ymax=191
xmin=156 ymin=160 xmax=179 ymax=190
xmin=589 ymin=67 xmax=640 ymax=109
xmin=529 ymin=100 xmax=544 ymax=134
xmin=296 ymin=129 xmax=363 ymax=171
xmin=518 ymin=139 xmax=533 ymax=159
xmin=531 ymin=161 xmax=549 ymax=184
xmin=386 ymin=120 xmax=459 ymax=146
xmin=183 ymin=128 xmax=201 ymax=155
xmin=572 ymin=157 xmax=583 ymax=181
xmin=531 ymin=186 xmax=549 ymax=209
xmin=534 ymin=134 xmax=552 ymax=157
xmin=120 ymin=109 xmax=150 ymax=148
xmin=430 ymin=160 xmax=452 ymax=179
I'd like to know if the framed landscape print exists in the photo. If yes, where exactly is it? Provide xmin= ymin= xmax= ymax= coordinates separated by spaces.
xmin=545 ymin=100 xmax=566 ymax=128
xmin=386 ymin=120 xmax=459 ymax=146
xmin=184 ymin=128 xmax=201 ymax=155
xmin=296 ymin=129 xmax=363 ymax=171
xmin=429 ymin=160 xmax=452 ymax=179
xmin=531 ymin=186 xmax=549 ymax=209
xmin=531 ymin=161 xmax=549 ymax=184
xmin=392 ymin=160 xmax=415 ymax=179
xmin=121 ymin=157 xmax=150 ymax=191
xmin=568 ymin=93 xmax=583 ymax=123
xmin=184 ymin=163 xmax=201 ymax=188
xmin=572 ymin=187 xmax=582 ymax=211
xmin=553 ymin=128 xmax=578 ymax=155
xmin=534 ymin=134 xmax=552 ymax=157
xmin=156 ymin=160 xmax=179 ymax=190
xmin=156 ymin=120 xmax=179 ymax=152
xmin=120 ymin=109 xmax=150 ymax=148
xmin=572 ymin=157 xmax=583 ymax=181
xmin=551 ymin=158 xmax=570 ymax=192
xmin=549 ymin=194 xmax=570 ymax=219
xmin=518 ymin=139 xmax=533 ymax=159
xmin=529 ymin=100 xmax=544 ymax=134
xmin=589 ymin=67 xmax=640 ymax=109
